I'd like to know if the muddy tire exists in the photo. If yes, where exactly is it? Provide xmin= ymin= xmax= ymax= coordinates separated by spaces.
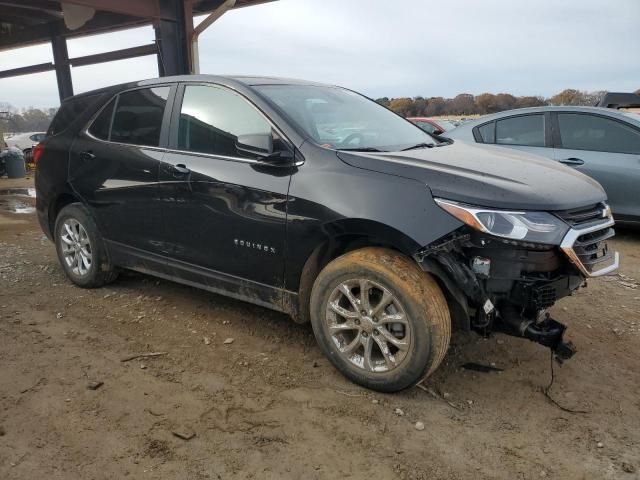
xmin=54 ymin=203 xmax=118 ymax=288
xmin=310 ymin=247 xmax=450 ymax=392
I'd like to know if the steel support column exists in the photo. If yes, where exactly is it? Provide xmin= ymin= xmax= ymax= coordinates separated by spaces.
xmin=154 ymin=0 xmax=192 ymax=76
xmin=51 ymin=35 xmax=74 ymax=101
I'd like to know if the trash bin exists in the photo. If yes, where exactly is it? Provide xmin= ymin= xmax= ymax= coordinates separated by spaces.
xmin=2 ymin=147 xmax=26 ymax=178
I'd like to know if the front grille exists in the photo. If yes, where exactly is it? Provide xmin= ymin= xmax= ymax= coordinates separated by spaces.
xmin=573 ymin=227 xmax=615 ymax=274
xmin=555 ymin=203 xmax=608 ymax=227
xmin=560 ymin=218 xmax=618 ymax=277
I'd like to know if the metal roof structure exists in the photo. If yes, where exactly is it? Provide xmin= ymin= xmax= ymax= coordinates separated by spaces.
xmin=0 ymin=0 xmax=275 ymax=101
xmin=596 ymin=92 xmax=640 ymax=110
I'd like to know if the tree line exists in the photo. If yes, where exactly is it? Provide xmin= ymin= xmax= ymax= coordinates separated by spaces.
xmin=1 ymin=87 xmax=639 ymax=134
xmin=376 ymin=88 xmax=640 ymax=117
xmin=0 ymin=102 xmax=57 ymax=133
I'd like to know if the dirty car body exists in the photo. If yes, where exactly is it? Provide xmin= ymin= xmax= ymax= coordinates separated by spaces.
xmin=35 ymin=75 xmax=619 ymax=391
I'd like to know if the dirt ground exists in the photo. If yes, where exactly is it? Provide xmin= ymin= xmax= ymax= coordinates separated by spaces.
xmin=1 ymin=176 xmax=639 ymax=480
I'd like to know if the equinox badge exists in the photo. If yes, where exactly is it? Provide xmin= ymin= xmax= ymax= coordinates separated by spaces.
xmin=234 ymin=239 xmax=276 ymax=254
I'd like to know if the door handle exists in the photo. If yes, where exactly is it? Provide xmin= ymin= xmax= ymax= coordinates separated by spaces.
xmin=171 ymin=163 xmax=191 ymax=175
xmin=80 ymin=150 xmax=95 ymax=161
xmin=559 ymin=157 xmax=584 ymax=166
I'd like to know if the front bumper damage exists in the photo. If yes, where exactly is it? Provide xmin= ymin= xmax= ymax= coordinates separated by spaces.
xmin=414 ymin=217 xmax=619 ymax=362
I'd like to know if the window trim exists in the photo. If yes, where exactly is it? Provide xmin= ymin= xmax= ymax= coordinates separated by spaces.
xmin=551 ymin=111 xmax=640 ymax=155
xmin=83 ymin=83 xmax=176 ymax=150
xmin=168 ymin=81 xmax=295 ymax=162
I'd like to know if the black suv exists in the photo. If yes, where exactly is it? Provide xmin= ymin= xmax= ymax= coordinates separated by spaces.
xmin=36 ymin=75 xmax=619 ymax=392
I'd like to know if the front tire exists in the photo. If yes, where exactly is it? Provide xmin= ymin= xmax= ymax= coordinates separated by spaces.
xmin=54 ymin=203 xmax=118 ymax=288
xmin=310 ymin=247 xmax=451 ymax=392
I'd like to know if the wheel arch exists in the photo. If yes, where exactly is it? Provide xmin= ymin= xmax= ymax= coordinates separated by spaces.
xmin=293 ymin=219 xmax=470 ymax=331
xmin=293 ymin=218 xmax=420 ymax=324
xmin=48 ymin=190 xmax=82 ymax=238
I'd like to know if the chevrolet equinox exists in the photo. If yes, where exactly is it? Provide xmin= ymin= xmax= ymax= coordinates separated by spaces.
xmin=35 ymin=76 xmax=619 ymax=392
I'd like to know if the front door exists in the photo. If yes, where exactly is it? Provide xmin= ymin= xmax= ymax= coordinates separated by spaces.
xmin=158 ymin=83 xmax=292 ymax=296
xmin=69 ymin=85 xmax=174 ymax=256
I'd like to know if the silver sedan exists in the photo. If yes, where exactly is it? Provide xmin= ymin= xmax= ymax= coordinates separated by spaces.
xmin=446 ymin=106 xmax=640 ymax=226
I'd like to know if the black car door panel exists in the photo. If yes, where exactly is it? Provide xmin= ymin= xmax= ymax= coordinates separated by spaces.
xmin=69 ymin=85 xmax=174 ymax=256
xmin=159 ymin=83 xmax=292 ymax=289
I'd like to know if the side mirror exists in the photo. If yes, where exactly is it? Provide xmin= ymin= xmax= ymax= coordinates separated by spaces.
xmin=236 ymin=133 xmax=295 ymax=166
xmin=236 ymin=133 xmax=273 ymax=158
xmin=432 ymin=128 xmax=444 ymax=136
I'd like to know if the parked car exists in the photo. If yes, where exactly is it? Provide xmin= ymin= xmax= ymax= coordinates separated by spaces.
xmin=446 ymin=106 xmax=640 ymax=226
xmin=407 ymin=117 xmax=457 ymax=135
xmin=6 ymin=131 xmax=46 ymax=155
xmin=36 ymin=76 xmax=618 ymax=392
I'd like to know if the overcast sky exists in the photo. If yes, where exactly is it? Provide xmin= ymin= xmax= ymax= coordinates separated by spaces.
xmin=1 ymin=0 xmax=638 ymax=109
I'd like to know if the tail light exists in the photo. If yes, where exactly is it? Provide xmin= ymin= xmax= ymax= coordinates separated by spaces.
xmin=32 ymin=143 xmax=44 ymax=165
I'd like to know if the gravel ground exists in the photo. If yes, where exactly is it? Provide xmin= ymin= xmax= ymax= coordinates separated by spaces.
xmin=1 ymin=177 xmax=639 ymax=480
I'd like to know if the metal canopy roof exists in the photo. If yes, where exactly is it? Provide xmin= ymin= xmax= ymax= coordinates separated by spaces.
xmin=0 ymin=0 xmax=273 ymax=51
xmin=0 ymin=0 xmax=276 ymax=102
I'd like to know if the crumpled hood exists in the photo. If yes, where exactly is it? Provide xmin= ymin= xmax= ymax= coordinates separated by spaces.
xmin=337 ymin=141 xmax=606 ymax=211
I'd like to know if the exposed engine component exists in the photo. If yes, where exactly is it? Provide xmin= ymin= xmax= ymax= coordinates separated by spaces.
xmin=416 ymin=228 xmax=583 ymax=360
xmin=499 ymin=304 xmax=576 ymax=362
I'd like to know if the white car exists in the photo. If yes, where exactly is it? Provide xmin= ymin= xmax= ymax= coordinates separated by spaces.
xmin=6 ymin=132 xmax=47 ymax=153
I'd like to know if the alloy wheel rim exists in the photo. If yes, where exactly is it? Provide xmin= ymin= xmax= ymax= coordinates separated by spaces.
xmin=325 ymin=278 xmax=411 ymax=373
xmin=60 ymin=219 xmax=93 ymax=277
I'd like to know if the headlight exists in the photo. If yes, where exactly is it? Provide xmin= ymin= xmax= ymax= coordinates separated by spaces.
xmin=435 ymin=198 xmax=569 ymax=245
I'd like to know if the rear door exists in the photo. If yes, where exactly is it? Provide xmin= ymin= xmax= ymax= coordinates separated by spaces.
xmin=552 ymin=112 xmax=640 ymax=220
xmin=69 ymin=84 xmax=175 ymax=257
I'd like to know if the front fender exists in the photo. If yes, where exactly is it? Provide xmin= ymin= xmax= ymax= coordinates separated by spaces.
xmin=285 ymin=145 xmax=464 ymax=292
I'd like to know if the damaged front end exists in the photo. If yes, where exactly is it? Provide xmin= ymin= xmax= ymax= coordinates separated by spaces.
xmin=415 ymin=200 xmax=619 ymax=362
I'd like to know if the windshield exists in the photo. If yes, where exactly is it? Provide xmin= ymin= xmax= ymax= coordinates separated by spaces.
xmin=255 ymin=84 xmax=435 ymax=151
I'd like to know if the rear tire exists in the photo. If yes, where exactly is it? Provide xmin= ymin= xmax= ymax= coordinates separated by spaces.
xmin=310 ymin=247 xmax=451 ymax=392
xmin=54 ymin=203 xmax=118 ymax=288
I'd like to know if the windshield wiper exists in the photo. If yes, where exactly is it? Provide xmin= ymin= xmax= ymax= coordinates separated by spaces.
xmin=337 ymin=147 xmax=385 ymax=152
xmin=401 ymin=142 xmax=435 ymax=151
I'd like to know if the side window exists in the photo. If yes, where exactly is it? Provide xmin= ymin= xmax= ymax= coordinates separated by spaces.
xmin=88 ymin=98 xmax=115 ymax=141
xmin=110 ymin=87 xmax=170 ymax=146
xmin=558 ymin=113 xmax=640 ymax=154
xmin=496 ymin=115 xmax=545 ymax=147
xmin=477 ymin=122 xmax=495 ymax=143
xmin=177 ymin=84 xmax=278 ymax=158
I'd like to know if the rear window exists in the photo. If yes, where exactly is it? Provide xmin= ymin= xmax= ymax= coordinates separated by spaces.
xmin=47 ymin=93 xmax=100 ymax=136
xmin=415 ymin=121 xmax=437 ymax=134
xmin=495 ymin=114 xmax=545 ymax=147
xmin=110 ymin=87 xmax=170 ymax=147
xmin=477 ymin=122 xmax=495 ymax=143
